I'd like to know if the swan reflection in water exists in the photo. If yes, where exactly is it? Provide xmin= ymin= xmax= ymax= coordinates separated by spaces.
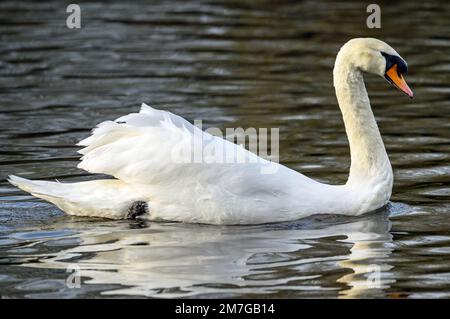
xmin=23 ymin=207 xmax=397 ymax=298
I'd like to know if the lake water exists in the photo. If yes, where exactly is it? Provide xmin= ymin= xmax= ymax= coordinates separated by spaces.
xmin=0 ymin=0 xmax=449 ymax=298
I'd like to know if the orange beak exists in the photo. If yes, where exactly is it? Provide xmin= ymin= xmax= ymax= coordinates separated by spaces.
xmin=385 ymin=64 xmax=414 ymax=98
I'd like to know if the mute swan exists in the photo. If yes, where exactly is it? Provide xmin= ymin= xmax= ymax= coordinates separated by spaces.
xmin=8 ymin=38 xmax=413 ymax=225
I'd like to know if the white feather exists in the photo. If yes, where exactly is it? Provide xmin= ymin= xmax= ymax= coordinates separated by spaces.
xmin=9 ymin=38 xmax=401 ymax=224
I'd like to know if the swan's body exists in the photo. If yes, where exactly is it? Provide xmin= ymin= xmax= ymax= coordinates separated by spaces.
xmin=8 ymin=38 xmax=413 ymax=225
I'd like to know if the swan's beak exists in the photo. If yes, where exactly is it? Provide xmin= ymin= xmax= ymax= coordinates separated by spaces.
xmin=385 ymin=64 xmax=414 ymax=99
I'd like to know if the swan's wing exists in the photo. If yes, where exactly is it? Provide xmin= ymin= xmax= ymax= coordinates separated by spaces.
xmin=77 ymin=104 xmax=281 ymax=189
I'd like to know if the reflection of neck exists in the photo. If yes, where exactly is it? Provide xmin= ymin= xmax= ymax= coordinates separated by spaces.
xmin=333 ymin=54 xmax=393 ymax=196
xmin=337 ymin=214 xmax=394 ymax=298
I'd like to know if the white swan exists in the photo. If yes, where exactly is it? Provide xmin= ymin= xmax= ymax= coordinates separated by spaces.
xmin=8 ymin=38 xmax=413 ymax=225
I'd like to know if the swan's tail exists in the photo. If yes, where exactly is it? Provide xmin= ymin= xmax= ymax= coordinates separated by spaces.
xmin=8 ymin=175 xmax=60 ymax=199
xmin=8 ymin=175 xmax=149 ymax=219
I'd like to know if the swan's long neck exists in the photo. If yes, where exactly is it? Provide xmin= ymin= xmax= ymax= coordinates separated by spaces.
xmin=333 ymin=52 xmax=393 ymax=195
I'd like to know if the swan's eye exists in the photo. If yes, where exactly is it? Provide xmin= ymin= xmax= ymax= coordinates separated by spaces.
xmin=381 ymin=52 xmax=408 ymax=75
xmin=380 ymin=51 xmax=412 ymax=98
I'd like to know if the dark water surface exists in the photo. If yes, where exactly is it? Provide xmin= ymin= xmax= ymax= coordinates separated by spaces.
xmin=0 ymin=0 xmax=449 ymax=298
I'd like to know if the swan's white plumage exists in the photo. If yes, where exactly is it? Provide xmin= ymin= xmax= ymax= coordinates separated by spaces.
xmin=72 ymin=103 xmax=327 ymax=224
xmin=9 ymin=38 xmax=406 ymax=224
xmin=7 ymin=175 xmax=143 ymax=219
xmin=77 ymin=103 xmax=269 ymax=184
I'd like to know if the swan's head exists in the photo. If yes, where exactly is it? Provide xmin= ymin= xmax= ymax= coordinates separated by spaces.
xmin=337 ymin=38 xmax=413 ymax=98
